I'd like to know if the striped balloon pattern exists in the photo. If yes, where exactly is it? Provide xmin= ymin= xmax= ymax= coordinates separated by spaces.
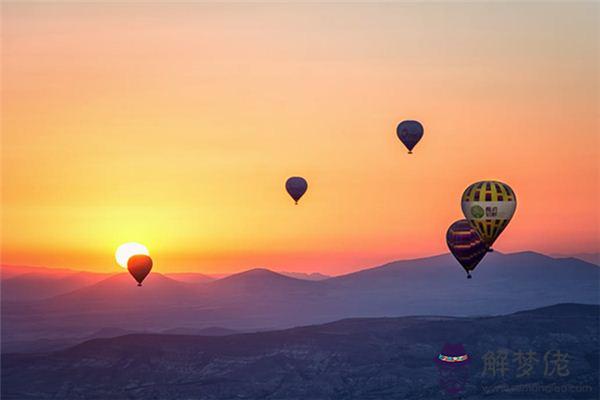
xmin=461 ymin=180 xmax=516 ymax=250
xmin=446 ymin=219 xmax=488 ymax=278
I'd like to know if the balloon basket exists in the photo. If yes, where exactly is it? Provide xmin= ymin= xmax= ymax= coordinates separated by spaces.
xmin=137 ymin=283 xmax=142 ymax=287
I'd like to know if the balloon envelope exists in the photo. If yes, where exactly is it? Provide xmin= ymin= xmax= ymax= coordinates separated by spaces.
xmin=285 ymin=176 xmax=308 ymax=204
xmin=127 ymin=254 xmax=153 ymax=286
xmin=461 ymin=181 xmax=516 ymax=250
xmin=446 ymin=219 xmax=487 ymax=278
xmin=396 ymin=120 xmax=424 ymax=153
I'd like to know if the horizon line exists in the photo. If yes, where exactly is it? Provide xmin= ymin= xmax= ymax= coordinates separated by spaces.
xmin=2 ymin=250 xmax=592 ymax=277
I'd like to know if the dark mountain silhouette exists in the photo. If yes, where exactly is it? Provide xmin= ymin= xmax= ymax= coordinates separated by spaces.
xmin=47 ymin=272 xmax=199 ymax=309
xmin=279 ymin=271 xmax=331 ymax=281
xmin=552 ymin=252 xmax=599 ymax=266
xmin=160 ymin=326 xmax=240 ymax=336
xmin=324 ymin=251 xmax=599 ymax=316
xmin=2 ymin=325 xmax=241 ymax=353
xmin=208 ymin=268 xmax=324 ymax=293
xmin=1 ymin=273 xmax=209 ymax=345
xmin=164 ymin=272 xmax=215 ymax=284
xmin=0 ymin=268 xmax=113 ymax=301
xmin=0 ymin=327 xmax=139 ymax=353
xmin=2 ymin=303 xmax=598 ymax=399
xmin=2 ymin=252 xmax=598 ymax=350
xmin=0 ymin=264 xmax=89 ymax=280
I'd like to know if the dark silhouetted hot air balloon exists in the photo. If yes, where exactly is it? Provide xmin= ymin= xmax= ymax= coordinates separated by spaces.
xmin=446 ymin=219 xmax=487 ymax=279
xmin=127 ymin=254 xmax=153 ymax=286
xmin=461 ymin=180 xmax=516 ymax=251
xmin=285 ymin=176 xmax=308 ymax=205
xmin=396 ymin=120 xmax=423 ymax=154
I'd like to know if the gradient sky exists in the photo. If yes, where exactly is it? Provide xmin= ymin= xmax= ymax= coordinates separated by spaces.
xmin=2 ymin=2 xmax=598 ymax=274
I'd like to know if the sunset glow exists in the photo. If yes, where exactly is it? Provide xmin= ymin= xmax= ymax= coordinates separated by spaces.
xmin=115 ymin=243 xmax=149 ymax=268
xmin=1 ymin=2 xmax=598 ymax=275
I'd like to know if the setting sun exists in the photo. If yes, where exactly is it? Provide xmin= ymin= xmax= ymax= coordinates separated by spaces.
xmin=1 ymin=3 xmax=598 ymax=398
xmin=115 ymin=242 xmax=149 ymax=268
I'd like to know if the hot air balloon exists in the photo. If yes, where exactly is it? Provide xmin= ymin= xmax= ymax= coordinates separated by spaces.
xmin=396 ymin=120 xmax=423 ymax=154
xmin=461 ymin=181 xmax=516 ymax=251
xmin=285 ymin=176 xmax=308 ymax=205
xmin=446 ymin=219 xmax=488 ymax=279
xmin=127 ymin=254 xmax=153 ymax=286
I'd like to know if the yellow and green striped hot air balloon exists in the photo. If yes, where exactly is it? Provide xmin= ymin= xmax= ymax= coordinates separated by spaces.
xmin=461 ymin=181 xmax=516 ymax=251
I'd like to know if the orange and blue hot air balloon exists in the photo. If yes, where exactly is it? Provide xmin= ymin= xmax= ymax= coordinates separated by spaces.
xmin=396 ymin=120 xmax=423 ymax=154
xmin=446 ymin=219 xmax=487 ymax=279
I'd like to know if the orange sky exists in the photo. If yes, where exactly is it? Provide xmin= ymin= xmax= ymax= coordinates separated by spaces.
xmin=1 ymin=3 xmax=598 ymax=274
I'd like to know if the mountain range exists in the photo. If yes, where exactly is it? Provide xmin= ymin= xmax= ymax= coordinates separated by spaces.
xmin=551 ymin=252 xmax=599 ymax=266
xmin=2 ymin=303 xmax=598 ymax=399
xmin=0 ymin=265 xmax=329 ymax=302
xmin=2 ymin=251 xmax=599 ymax=353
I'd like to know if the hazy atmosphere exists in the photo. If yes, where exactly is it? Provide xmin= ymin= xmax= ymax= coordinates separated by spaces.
xmin=3 ymin=2 xmax=598 ymax=274
xmin=1 ymin=3 xmax=599 ymax=399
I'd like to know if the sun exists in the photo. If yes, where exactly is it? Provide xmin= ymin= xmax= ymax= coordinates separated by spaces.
xmin=115 ymin=242 xmax=150 ymax=268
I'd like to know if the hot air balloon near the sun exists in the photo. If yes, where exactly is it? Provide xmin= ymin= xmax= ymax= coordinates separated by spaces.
xmin=446 ymin=219 xmax=488 ymax=279
xmin=127 ymin=254 xmax=153 ymax=286
xmin=115 ymin=243 xmax=153 ymax=286
xmin=285 ymin=176 xmax=308 ymax=205
xmin=461 ymin=180 xmax=516 ymax=251
xmin=396 ymin=120 xmax=423 ymax=154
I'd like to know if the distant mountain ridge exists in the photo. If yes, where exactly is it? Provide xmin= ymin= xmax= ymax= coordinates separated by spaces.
xmin=164 ymin=272 xmax=215 ymax=284
xmin=552 ymin=252 xmax=599 ymax=266
xmin=0 ymin=268 xmax=114 ymax=301
xmin=2 ymin=303 xmax=598 ymax=399
xmin=2 ymin=251 xmax=599 ymax=349
xmin=0 ymin=264 xmax=107 ymax=279
xmin=279 ymin=271 xmax=331 ymax=281
xmin=209 ymin=268 xmax=324 ymax=291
